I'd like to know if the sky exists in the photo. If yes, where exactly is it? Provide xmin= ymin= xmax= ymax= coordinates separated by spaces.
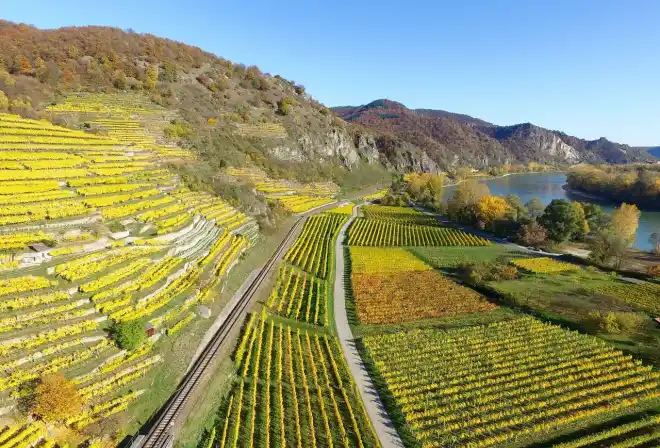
xmin=3 ymin=0 xmax=660 ymax=145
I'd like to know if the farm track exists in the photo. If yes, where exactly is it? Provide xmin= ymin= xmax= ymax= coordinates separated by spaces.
xmin=333 ymin=205 xmax=405 ymax=448
xmin=137 ymin=217 xmax=305 ymax=448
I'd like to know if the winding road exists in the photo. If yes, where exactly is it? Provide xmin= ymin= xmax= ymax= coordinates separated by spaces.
xmin=333 ymin=205 xmax=405 ymax=448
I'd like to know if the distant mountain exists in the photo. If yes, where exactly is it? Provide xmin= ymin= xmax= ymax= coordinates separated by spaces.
xmin=332 ymin=100 xmax=656 ymax=168
xmin=414 ymin=108 xmax=492 ymax=127
xmin=638 ymin=147 xmax=660 ymax=158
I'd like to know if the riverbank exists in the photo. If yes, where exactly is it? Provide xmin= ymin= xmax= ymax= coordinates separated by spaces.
xmin=562 ymin=185 xmax=605 ymax=201
xmin=443 ymin=170 xmax=563 ymax=188
xmin=564 ymin=185 xmax=660 ymax=212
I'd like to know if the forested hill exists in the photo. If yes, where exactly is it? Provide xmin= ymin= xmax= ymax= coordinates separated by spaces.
xmin=333 ymin=100 xmax=657 ymax=168
xmin=0 ymin=20 xmax=655 ymax=183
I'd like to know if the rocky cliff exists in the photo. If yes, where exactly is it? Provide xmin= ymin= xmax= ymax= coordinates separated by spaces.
xmin=334 ymin=100 xmax=656 ymax=169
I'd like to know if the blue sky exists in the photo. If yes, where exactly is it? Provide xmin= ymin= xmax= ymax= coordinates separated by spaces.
xmin=4 ymin=0 xmax=660 ymax=145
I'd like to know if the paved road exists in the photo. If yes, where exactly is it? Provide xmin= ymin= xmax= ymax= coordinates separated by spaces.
xmin=333 ymin=206 xmax=405 ymax=448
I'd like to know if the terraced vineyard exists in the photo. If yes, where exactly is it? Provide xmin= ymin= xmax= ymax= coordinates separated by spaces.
xmin=326 ymin=203 xmax=355 ymax=215
xmin=226 ymin=166 xmax=338 ymax=213
xmin=363 ymin=317 xmax=660 ymax=448
xmin=362 ymin=189 xmax=388 ymax=201
xmin=0 ymin=95 xmax=259 ymax=445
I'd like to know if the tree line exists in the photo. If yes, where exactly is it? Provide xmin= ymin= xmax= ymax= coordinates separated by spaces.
xmin=385 ymin=173 xmax=656 ymax=270
xmin=567 ymin=164 xmax=660 ymax=209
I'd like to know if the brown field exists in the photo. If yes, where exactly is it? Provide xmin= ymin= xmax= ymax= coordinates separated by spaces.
xmin=351 ymin=270 xmax=496 ymax=324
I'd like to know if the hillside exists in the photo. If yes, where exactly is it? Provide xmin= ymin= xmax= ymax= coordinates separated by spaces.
xmin=0 ymin=21 xmax=396 ymax=189
xmin=3 ymin=20 xmax=655 ymax=197
xmin=333 ymin=100 xmax=657 ymax=168
xmin=0 ymin=20 xmax=656 ymax=196
xmin=0 ymin=94 xmax=265 ymax=445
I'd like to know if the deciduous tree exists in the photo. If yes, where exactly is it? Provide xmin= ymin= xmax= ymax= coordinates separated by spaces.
xmin=504 ymin=194 xmax=527 ymax=221
xmin=145 ymin=64 xmax=158 ymax=90
xmin=582 ymin=203 xmax=609 ymax=232
xmin=571 ymin=202 xmax=589 ymax=240
xmin=517 ymin=220 xmax=548 ymax=247
xmin=650 ymin=231 xmax=660 ymax=256
xmin=446 ymin=179 xmax=490 ymax=223
xmin=590 ymin=230 xmax=630 ymax=268
xmin=610 ymin=203 xmax=640 ymax=243
xmin=0 ymin=91 xmax=8 ymax=110
xmin=31 ymin=373 xmax=82 ymax=422
xmin=525 ymin=197 xmax=545 ymax=219
xmin=475 ymin=195 xmax=510 ymax=225
xmin=539 ymin=199 xmax=580 ymax=243
xmin=112 ymin=319 xmax=146 ymax=350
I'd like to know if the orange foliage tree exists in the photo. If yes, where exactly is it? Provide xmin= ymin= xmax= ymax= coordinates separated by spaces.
xmin=31 ymin=373 xmax=82 ymax=422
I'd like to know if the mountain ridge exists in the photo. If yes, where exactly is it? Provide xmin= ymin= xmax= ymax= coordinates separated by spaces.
xmin=332 ymin=100 xmax=656 ymax=168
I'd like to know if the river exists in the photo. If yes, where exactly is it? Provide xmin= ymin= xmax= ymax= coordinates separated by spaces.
xmin=443 ymin=172 xmax=660 ymax=251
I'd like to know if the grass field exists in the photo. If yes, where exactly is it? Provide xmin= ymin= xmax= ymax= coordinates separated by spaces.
xmin=410 ymin=245 xmax=523 ymax=269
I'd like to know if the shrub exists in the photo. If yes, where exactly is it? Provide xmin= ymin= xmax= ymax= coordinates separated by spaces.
xmin=277 ymin=97 xmax=295 ymax=116
xmin=164 ymin=121 xmax=193 ymax=140
xmin=196 ymin=73 xmax=213 ymax=89
xmin=112 ymin=319 xmax=146 ymax=350
xmin=0 ymin=90 xmax=8 ymax=110
xmin=113 ymin=71 xmax=127 ymax=89
xmin=647 ymin=265 xmax=660 ymax=278
xmin=215 ymin=78 xmax=229 ymax=91
xmin=586 ymin=311 xmax=650 ymax=335
xmin=159 ymin=61 xmax=178 ymax=82
xmin=459 ymin=261 xmax=519 ymax=285
xmin=31 ymin=373 xmax=82 ymax=422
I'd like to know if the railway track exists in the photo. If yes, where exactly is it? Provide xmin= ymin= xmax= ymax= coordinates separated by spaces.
xmin=136 ymin=217 xmax=304 ymax=448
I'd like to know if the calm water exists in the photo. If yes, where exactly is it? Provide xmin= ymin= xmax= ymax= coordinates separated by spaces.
xmin=443 ymin=172 xmax=660 ymax=251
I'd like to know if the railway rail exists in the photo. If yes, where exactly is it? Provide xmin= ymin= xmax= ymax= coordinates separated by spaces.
xmin=134 ymin=217 xmax=304 ymax=448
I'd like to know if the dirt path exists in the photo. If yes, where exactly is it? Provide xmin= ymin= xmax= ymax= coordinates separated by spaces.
xmin=332 ymin=205 xmax=405 ymax=448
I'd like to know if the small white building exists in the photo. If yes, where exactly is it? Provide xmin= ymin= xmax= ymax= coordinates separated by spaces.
xmin=20 ymin=243 xmax=53 ymax=265
xmin=197 ymin=305 xmax=212 ymax=319
xmin=109 ymin=231 xmax=130 ymax=241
